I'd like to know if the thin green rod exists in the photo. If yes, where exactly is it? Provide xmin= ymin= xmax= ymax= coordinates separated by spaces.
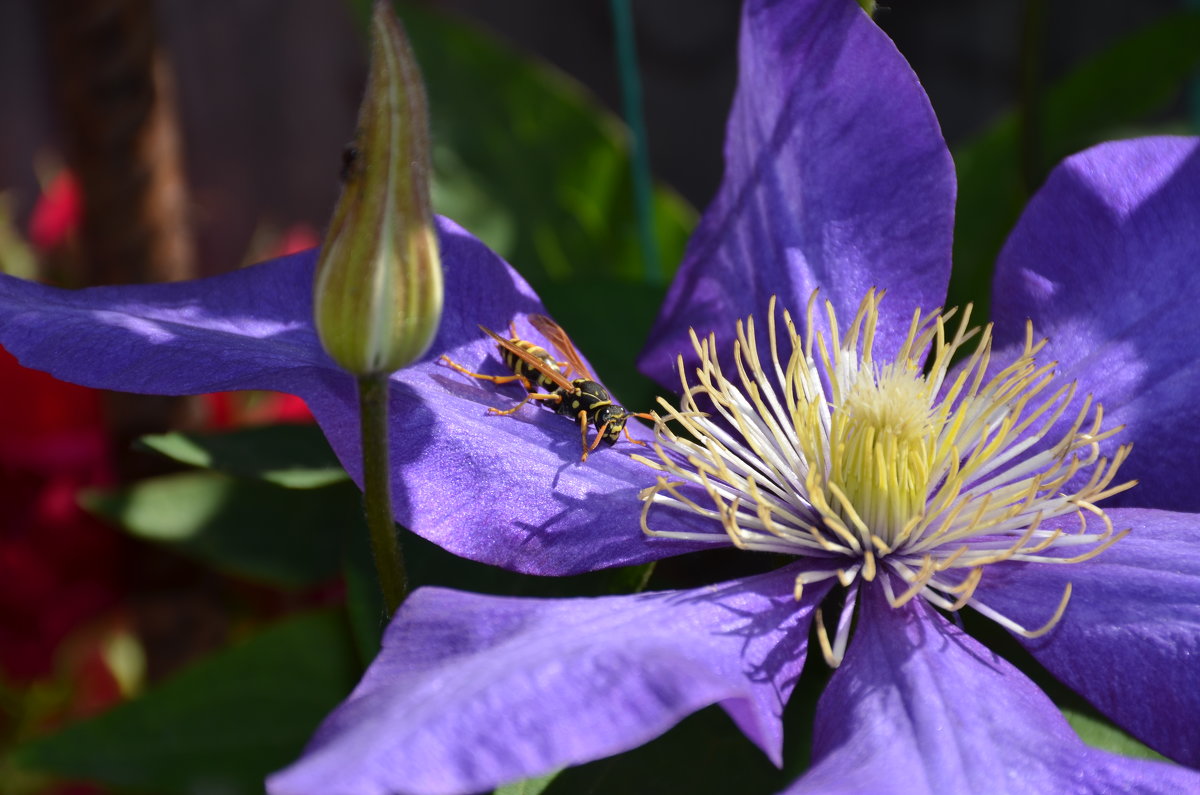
xmin=609 ymin=0 xmax=663 ymax=285
xmin=357 ymin=372 xmax=407 ymax=616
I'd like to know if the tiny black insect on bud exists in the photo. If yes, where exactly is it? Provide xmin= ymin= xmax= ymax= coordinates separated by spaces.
xmin=340 ymin=144 xmax=361 ymax=183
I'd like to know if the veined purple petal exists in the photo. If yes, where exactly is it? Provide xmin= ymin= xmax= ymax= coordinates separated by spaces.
xmin=972 ymin=508 xmax=1200 ymax=767
xmin=268 ymin=567 xmax=824 ymax=795
xmin=991 ymin=137 xmax=1200 ymax=511
xmin=640 ymin=0 xmax=954 ymax=386
xmin=785 ymin=584 xmax=1200 ymax=795
xmin=0 ymin=217 xmax=705 ymax=574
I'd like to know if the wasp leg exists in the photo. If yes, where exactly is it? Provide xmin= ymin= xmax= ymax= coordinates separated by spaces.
xmin=439 ymin=355 xmax=532 ymax=388
xmin=576 ymin=411 xmax=595 ymax=461
xmin=488 ymin=391 xmax=561 ymax=416
xmin=582 ymin=420 xmax=611 ymax=461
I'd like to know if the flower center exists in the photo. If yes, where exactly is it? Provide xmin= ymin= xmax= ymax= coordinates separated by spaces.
xmin=832 ymin=362 xmax=935 ymax=541
xmin=636 ymin=290 xmax=1133 ymax=665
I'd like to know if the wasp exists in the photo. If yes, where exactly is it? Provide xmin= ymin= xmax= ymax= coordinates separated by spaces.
xmin=439 ymin=315 xmax=654 ymax=461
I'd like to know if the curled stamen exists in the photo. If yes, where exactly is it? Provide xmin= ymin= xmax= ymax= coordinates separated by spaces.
xmin=970 ymin=583 xmax=1073 ymax=639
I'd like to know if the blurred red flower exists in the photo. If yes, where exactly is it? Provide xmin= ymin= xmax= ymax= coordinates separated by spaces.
xmin=27 ymin=171 xmax=83 ymax=253
xmin=0 ymin=347 xmax=120 ymax=683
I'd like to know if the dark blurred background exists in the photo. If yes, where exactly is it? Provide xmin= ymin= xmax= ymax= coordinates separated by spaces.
xmin=0 ymin=0 xmax=1188 ymax=281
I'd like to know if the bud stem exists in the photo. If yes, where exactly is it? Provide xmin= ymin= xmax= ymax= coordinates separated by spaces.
xmin=357 ymin=372 xmax=406 ymax=616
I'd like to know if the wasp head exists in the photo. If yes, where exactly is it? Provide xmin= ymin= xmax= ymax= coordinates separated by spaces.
xmin=595 ymin=405 xmax=631 ymax=446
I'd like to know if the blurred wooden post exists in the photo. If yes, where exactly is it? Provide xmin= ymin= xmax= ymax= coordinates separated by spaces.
xmin=46 ymin=0 xmax=194 ymax=285
xmin=45 ymin=0 xmax=196 ymax=474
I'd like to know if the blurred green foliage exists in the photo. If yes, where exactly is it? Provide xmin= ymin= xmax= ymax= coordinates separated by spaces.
xmin=0 ymin=194 xmax=37 ymax=279
xmin=395 ymin=4 xmax=696 ymax=287
xmin=83 ymin=472 xmax=353 ymax=589
xmin=14 ymin=612 xmax=359 ymax=795
xmin=138 ymin=425 xmax=348 ymax=489
xmin=948 ymin=9 xmax=1200 ymax=319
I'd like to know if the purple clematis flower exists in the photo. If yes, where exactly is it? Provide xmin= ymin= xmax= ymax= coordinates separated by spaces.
xmin=2 ymin=0 xmax=1199 ymax=792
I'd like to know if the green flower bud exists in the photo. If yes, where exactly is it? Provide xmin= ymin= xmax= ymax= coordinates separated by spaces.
xmin=314 ymin=1 xmax=442 ymax=375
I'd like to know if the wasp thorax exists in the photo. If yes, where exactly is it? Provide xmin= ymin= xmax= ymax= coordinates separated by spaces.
xmin=636 ymin=290 xmax=1134 ymax=666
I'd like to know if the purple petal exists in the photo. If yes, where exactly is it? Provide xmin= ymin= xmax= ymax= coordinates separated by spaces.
xmin=0 ymin=249 xmax=331 ymax=395
xmin=640 ymin=0 xmax=954 ymax=385
xmin=991 ymin=137 xmax=1200 ymax=511
xmin=785 ymin=584 xmax=1200 ymax=794
xmin=268 ymin=568 xmax=823 ymax=795
xmin=971 ymin=507 xmax=1200 ymax=767
xmin=0 ymin=218 xmax=704 ymax=574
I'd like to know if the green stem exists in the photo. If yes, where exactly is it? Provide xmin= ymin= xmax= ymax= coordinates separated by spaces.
xmin=357 ymin=371 xmax=407 ymax=616
xmin=609 ymin=0 xmax=662 ymax=285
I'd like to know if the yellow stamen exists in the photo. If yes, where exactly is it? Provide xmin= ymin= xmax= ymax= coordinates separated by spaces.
xmin=640 ymin=291 xmax=1132 ymax=666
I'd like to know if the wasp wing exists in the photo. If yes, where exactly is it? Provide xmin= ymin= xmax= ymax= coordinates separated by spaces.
xmin=529 ymin=314 xmax=594 ymax=381
xmin=478 ymin=325 xmax=576 ymax=392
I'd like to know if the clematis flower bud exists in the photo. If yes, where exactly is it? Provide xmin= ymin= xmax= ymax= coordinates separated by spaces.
xmin=313 ymin=1 xmax=442 ymax=376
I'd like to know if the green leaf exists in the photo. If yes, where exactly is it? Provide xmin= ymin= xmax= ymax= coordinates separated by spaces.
xmin=495 ymin=770 xmax=563 ymax=795
xmin=84 ymin=472 xmax=355 ymax=588
xmin=950 ymin=10 xmax=1200 ymax=318
xmin=13 ymin=611 xmax=358 ymax=794
xmin=396 ymin=1 xmax=696 ymax=288
xmin=1063 ymin=708 xmax=1167 ymax=761
xmin=137 ymin=425 xmax=348 ymax=489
